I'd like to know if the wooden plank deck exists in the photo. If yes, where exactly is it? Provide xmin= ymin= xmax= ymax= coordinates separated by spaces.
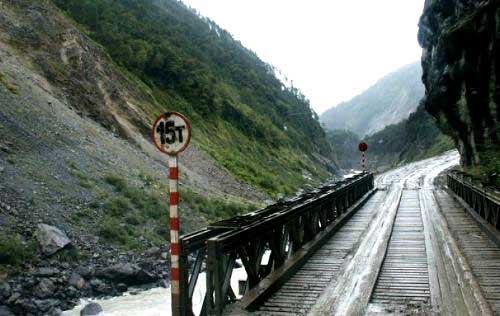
xmin=251 ymin=191 xmax=386 ymax=315
xmin=436 ymin=190 xmax=500 ymax=315
xmin=226 ymin=178 xmax=500 ymax=315
xmin=369 ymin=190 xmax=432 ymax=313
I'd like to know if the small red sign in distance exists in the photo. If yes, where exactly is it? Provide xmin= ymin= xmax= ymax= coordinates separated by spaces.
xmin=358 ymin=142 xmax=368 ymax=152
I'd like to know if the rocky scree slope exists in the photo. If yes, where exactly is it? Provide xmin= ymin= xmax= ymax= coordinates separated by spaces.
xmin=419 ymin=0 xmax=500 ymax=186
xmin=321 ymin=62 xmax=424 ymax=137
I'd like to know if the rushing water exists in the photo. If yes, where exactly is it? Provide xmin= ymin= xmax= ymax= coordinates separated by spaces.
xmin=63 ymin=266 xmax=248 ymax=316
xmin=62 ymin=287 xmax=172 ymax=316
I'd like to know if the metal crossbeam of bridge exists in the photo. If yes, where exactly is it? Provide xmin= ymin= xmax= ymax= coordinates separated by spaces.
xmin=176 ymin=151 xmax=500 ymax=316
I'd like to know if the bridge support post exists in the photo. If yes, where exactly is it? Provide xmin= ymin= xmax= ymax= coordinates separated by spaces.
xmin=207 ymin=239 xmax=223 ymax=316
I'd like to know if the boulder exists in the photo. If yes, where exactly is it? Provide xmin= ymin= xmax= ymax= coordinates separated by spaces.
xmin=36 ymin=224 xmax=71 ymax=256
xmin=144 ymin=247 xmax=160 ymax=256
xmin=0 ymin=306 xmax=15 ymax=316
xmin=97 ymin=263 xmax=139 ymax=283
xmin=98 ymin=262 xmax=157 ymax=285
xmin=6 ymin=292 xmax=20 ymax=305
xmin=33 ymin=279 xmax=55 ymax=299
xmin=76 ymin=265 xmax=94 ymax=278
xmin=17 ymin=299 xmax=38 ymax=314
xmin=33 ymin=299 xmax=59 ymax=312
xmin=89 ymin=279 xmax=109 ymax=294
xmin=35 ymin=267 xmax=59 ymax=277
xmin=80 ymin=302 xmax=102 ymax=316
xmin=135 ymin=269 xmax=155 ymax=284
xmin=116 ymin=283 xmax=128 ymax=293
xmin=0 ymin=282 xmax=11 ymax=300
xmin=68 ymin=272 xmax=85 ymax=290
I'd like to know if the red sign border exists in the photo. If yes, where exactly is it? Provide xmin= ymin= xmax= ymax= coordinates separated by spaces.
xmin=151 ymin=111 xmax=192 ymax=156
xmin=358 ymin=142 xmax=368 ymax=152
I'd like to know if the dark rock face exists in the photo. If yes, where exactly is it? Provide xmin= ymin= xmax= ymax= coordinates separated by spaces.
xmin=418 ymin=0 xmax=500 ymax=166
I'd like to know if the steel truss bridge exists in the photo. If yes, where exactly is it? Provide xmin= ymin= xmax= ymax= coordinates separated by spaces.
xmin=175 ymin=152 xmax=500 ymax=316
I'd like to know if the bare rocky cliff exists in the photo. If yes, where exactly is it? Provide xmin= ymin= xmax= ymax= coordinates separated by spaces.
xmin=419 ymin=0 xmax=500 ymax=168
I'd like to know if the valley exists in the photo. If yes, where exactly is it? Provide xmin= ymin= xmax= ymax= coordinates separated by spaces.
xmin=0 ymin=0 xmax=499 ymax=315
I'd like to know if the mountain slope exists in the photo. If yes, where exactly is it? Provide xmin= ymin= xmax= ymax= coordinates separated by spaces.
xmin=0 ymin=0 xmax=337 ymax=251
xmin=321 ymin=62 xmax=424 ymax=137
xmin=0 ymin=2 xmax=338 ymax=313
xmin=50 ymin=0 xmax=336 ymax=195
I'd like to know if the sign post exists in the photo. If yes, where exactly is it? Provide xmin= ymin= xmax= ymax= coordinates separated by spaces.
xmin=358 ymin=142 xmax=368 ymax=171
xmin=152 ymin=112 xmax=191 ymax=316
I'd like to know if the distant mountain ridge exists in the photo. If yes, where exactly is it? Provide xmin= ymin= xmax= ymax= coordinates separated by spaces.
xmin=320 ymin=62 xmax=424 ymax=137
xmin=327 ymin=106 xmax=454 ymax=171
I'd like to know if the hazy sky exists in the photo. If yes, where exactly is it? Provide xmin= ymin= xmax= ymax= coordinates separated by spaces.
xmin=182 ymin=0 xmax=425 ymax=114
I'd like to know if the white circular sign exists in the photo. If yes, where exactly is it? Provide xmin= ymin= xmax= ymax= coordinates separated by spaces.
xmin=152 ymin=112 xmax=191 ymax=155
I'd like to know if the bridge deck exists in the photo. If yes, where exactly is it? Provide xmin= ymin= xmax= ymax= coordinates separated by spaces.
xmin=228 ymin=187 xmax=500 ymax=315
xmin=369 ymin=190 xmax=431 ymax=313
xmin=436 ymin=190 xmax=500 ymax=315
xmin=254 ymin=191 xmax=386 ymax=315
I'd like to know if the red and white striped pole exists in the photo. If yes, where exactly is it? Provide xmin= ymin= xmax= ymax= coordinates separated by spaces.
xmin=152 ymin=112 xmax=191 ymax=316
xmin=169 ymin=155 xmax=181 ymax=316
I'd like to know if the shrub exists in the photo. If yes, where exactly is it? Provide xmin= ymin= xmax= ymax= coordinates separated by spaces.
xmin=104 ymin=197 xmax=134 ymax=217
xmin=98 ymin=218 xmax=129 ymax=245
xmin=0 ymin=72 xmax=19 ymax=95
xmin=104 ymin=175 xmax=128 ymax=192
xmin=125 ymin=214 xmax=143 ymax=225
xmin=0 ymin=233 xmax=36 ymax=266
xmin=54 ymin=246 xmax=80 ymax=262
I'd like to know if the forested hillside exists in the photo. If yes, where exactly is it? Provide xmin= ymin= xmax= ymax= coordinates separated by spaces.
xmin=321 ymin=62 xmax=424 ymax=137
xmin=52 ymin=0 xmax=335 ymax=194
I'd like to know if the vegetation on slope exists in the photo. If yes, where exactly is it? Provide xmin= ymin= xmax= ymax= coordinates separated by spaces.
xmin=51 ymin=0 xmax=334 ymax=195
xmin=463 ymin=145 xmax=500 ymax=188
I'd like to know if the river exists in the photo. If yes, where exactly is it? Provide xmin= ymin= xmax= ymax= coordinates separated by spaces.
xmin=63 ymin=266 xmax=249 ymax=316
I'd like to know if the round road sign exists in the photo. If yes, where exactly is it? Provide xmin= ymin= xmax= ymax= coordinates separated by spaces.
xmin=358 ymin=142 xmax=368 ymax=152
xmin=152 ymin=112 xmax=191 ymax=156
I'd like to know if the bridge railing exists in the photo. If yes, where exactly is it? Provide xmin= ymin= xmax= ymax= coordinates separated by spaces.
xmin=204 ymin=173 xmax=374 ymax=315
xmin=177 ymin=173 xmax=374 ymax=316
xmin=178 ymin=228 xmax=230 ymax=316
xmin=447 ymin=170 xmax=500 ymax=233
